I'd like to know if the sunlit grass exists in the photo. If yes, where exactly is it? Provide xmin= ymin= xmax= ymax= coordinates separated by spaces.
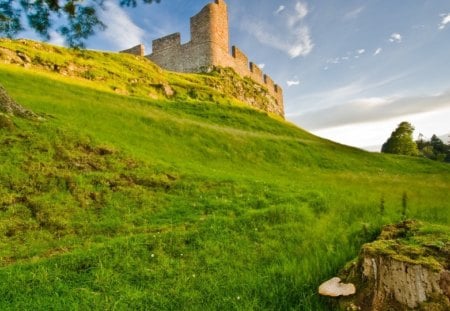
xmin=0 ymin=41 xmax=449 ymax=310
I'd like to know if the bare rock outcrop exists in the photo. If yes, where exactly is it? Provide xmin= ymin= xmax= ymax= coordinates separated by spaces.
xmin=337 ymin=220 xmax=450 ymax=311
xmin=0 ymin=84 xmax=40 ymax=119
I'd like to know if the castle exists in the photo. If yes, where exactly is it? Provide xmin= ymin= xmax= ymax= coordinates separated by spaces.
xmin=121 ymin=0 xmax=284 ymax=116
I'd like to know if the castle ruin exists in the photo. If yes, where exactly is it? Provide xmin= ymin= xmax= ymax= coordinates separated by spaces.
xmin=121 ymin=0 xmax=284 ymax=116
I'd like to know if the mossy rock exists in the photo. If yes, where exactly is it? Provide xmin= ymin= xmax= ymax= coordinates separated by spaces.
xmin=0 ymin=113 xmax=15 ymax=130
xmin=0 ymin=84 xmax=40 ymax=119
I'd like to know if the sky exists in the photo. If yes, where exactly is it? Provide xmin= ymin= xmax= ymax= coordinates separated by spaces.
xmin=20 ymin=0 xmax=450 ymax=150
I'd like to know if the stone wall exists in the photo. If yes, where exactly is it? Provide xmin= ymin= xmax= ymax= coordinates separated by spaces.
xmin=153 ymin=33 xmax=181 ymax=52
xmin=249 ymin=62 xmax=263 ymax=85
xmin=148 ymin=33 xmax=185 ymax=71
xmin=190 ymin=0 xmax=230 ymax=68
xmin=120 ymin=0 xmax=284 ymax=117
xmin=119 ymin=44 xmax=145 ymax=57
xmin=231 ymin=46 xmax=248 ymax=76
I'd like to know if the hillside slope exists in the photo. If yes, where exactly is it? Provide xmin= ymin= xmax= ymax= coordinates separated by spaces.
xmin=0 ymin=39 xmax=283 ymax=116
xmin=0 ymin=40 xmax=449 ymax=310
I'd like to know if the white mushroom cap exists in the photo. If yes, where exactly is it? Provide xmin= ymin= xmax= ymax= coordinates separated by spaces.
xmin=319 ymin=277 xmax=356 ymax=297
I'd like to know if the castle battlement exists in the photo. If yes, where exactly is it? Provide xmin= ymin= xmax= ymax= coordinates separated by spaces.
xmin=121 ymin=0 xmax=284 ymax=117
xmin=153 ymin=33 xmax=181 ymax=52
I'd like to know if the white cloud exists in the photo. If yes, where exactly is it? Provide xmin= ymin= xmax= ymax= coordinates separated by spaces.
xmin=275 ymin=5 xmax=285 ymax=15
xmin=312 ymin=107 xmax=450 ymax=150
xmin=373 ymin=48 xmax=382 ymax=56
xmin=439 ymin=13 xmax=450 ymax=30
xmin=287 ymin=80 xmax=301 ymax=87
xmin=287 ymin=2 xmax=308 ymax=26
xmin=344 ymin=7 xmax=364 ymax=20
xmin=291 ymin=90 xmax=450 ymax=130
xmin=389 ymin=33 xmax=402 ymax=43
xmin=287 ymin=27 xmax=313 ymax=57
xmin=242 ymin=1 xmax=313 ymax=58
xmin=258 ymin=63 xmax=266 ymax=69
xmin=295 ymin=2 xmax=308 ymax=19
xmin=287 ymin=72 xmax=419 ymax=117
xmin=48 ymin=30 xmax=65 ymax=46
xmin=327 ymin=57 xmax=340 ymax=64
xmin=96 ymin=0 xmax=145 ymax=50
xmin=326 ymin=52 xmax=362 ymax=67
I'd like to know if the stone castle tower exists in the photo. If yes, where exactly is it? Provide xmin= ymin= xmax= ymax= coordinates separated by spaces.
xmin=121 ymin=0 xmax=284 ymax=116
xmin=150 ymin=0 xmax=230 ymax=72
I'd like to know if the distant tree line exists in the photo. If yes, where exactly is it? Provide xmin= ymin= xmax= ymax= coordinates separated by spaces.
xmin=381 ymin=121 xmax=450 ymax=163
xmin=416 ymin=134 xmax=450 ymax=162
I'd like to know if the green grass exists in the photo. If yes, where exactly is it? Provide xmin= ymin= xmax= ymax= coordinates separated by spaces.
xmin=0 ymin=38 xmax=278 ymax=115
xmin=0 ymin=40 xmax=449 ymax=310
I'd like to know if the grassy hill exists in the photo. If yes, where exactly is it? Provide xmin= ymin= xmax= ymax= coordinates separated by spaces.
xmin=0 ymin=39 xmax=449 ymax=310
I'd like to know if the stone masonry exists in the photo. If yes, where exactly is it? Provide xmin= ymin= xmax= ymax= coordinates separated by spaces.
xmin=121 ymin=0 xmax=284 ymax=116
xmin=120 ymin=44 xmax=145 ymax=57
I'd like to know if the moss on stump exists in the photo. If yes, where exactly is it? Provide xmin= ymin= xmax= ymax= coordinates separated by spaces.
xmin=337 ymin=220 xmax=450 ymax=310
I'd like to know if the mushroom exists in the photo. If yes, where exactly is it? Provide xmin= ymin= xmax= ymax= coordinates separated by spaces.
xmin=318 ymin=277 xmax=356 ymax=297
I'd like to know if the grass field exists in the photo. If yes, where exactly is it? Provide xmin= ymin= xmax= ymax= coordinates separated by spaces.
xmin=0 ymin=40 xmax=449 ymax=310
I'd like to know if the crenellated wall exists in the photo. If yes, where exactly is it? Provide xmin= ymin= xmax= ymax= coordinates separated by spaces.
xmin=119 ymin=44 xmax=145 ymax=57
xmin=153 ymin=33 xmax=181 ymax=52
xmin=148 ymin=33 xmax=184 ymax=71
xmin=120 ymin=0 xmax=284 ymax=117
xmin=231 ymin=46 xmax=248 ymax=76
xmin=249 ymin=62 xmax=263 ymax=85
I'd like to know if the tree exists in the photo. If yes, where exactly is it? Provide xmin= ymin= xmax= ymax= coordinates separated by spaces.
xmin=447 ymin=136 xmax=450 ymax=162
xmin=431 ymin=134 xmax=450 ymax=163
xmin=416 ymin=134 xmax=450 ymax=163
xmin=430 ymin=134 xmax=445 ymax=153
xmin=0 ymin=0 xmax=160 ymax=48
xmin=381 ymin=121 xmax=418 ymax=156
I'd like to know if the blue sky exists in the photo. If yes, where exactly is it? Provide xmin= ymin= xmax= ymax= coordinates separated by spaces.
xmin=22 ymin=0 xmax=450 ymax=150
